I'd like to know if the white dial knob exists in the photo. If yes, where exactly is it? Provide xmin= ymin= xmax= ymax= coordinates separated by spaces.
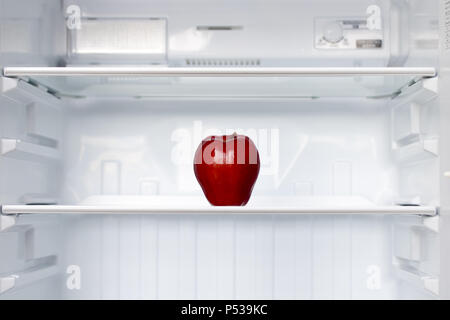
xmin=323 ymin=22 xmax=344 ymax=44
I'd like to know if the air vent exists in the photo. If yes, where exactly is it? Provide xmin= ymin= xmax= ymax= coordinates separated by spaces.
xmin=185 ymin=59 xmax=261 ymax=67
xmin=445 ymin=0 xmax=450 ymax=50
xmin=197 ymin=26 xmax=243 ymax=31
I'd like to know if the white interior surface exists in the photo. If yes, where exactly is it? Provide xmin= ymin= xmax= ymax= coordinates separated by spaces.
xmin=0 ymin=95 xmax=440 ymax=300
xmin=0 ymin=0 xmax=444 ymax=300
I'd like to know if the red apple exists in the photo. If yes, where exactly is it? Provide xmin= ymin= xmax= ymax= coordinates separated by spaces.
xmin=194 ymin=133 xmax=260 ymax=206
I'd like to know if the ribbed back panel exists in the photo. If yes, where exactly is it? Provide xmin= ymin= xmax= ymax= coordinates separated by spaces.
xmin=61 ymin=215 xmax=397 ymax=300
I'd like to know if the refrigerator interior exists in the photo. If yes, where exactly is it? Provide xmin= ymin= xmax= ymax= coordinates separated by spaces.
xmin=0 ymin=0 xmax=446 ymax=299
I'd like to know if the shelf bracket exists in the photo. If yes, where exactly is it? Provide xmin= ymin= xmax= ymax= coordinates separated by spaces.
xmin=395 ymin=76 xmax=438 ymax=103
xmin=0 ymin=277 xmax=16 ymax=295
xmin=394 ymin=265 xmax=439 ymax=296
xmin=393 ymin=215 xmax=439 ymax=262
xmin=0 ymin=138 xmax=60 ymax=162
xmin=422 ymin=215 xmax=439 ymax=233
xmin=424 ymin=277 xmax=439 ymax=296
xmin=0 ymin=256 xmax=59 ymax=295
xmin=422 ymin=77 xmax=438 ymax=95
xmin=0 ymin=213 xmax=16 ymax=232
xmin=1 ymin=76 xmax=61 ymax=105
xmin=0 ymin=76 xmax=19 ymax=93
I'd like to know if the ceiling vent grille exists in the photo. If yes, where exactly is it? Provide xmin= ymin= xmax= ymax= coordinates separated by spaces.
xmin=185 ymin=59 xmax=261 ymax=67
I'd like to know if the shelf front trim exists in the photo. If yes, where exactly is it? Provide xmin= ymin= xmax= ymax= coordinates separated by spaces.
xmin=1 ymin=205 xmax=437 ymax=216
xmin=3 ymin=67 xmax=437 ymax=77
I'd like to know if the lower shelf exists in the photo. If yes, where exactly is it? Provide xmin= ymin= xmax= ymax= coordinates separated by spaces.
xmin=1 ymin=196 xmax=436 ymax=216
xmin=1 ymin=205 xmax=436 ymax=216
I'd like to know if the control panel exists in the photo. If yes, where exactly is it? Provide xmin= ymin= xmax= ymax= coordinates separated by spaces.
xmin=315 ymin=5 xmax=383 ymax=50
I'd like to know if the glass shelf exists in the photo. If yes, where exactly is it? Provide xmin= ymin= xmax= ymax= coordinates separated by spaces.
xmin=1 ymin=204 xmax=436 ymax=216
xmin=2 ymin=67 xmax=437 ymax=99
xmin=1 ymin=196 xmax=437 ymax=216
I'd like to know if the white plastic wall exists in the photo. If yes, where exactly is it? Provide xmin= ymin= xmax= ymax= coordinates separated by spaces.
xmin=61 ymin=99 xmax=395 ymax=203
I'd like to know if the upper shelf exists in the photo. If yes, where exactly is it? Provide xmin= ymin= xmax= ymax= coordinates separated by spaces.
xmin=2 ymin=67 xmax=437 ymax=99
